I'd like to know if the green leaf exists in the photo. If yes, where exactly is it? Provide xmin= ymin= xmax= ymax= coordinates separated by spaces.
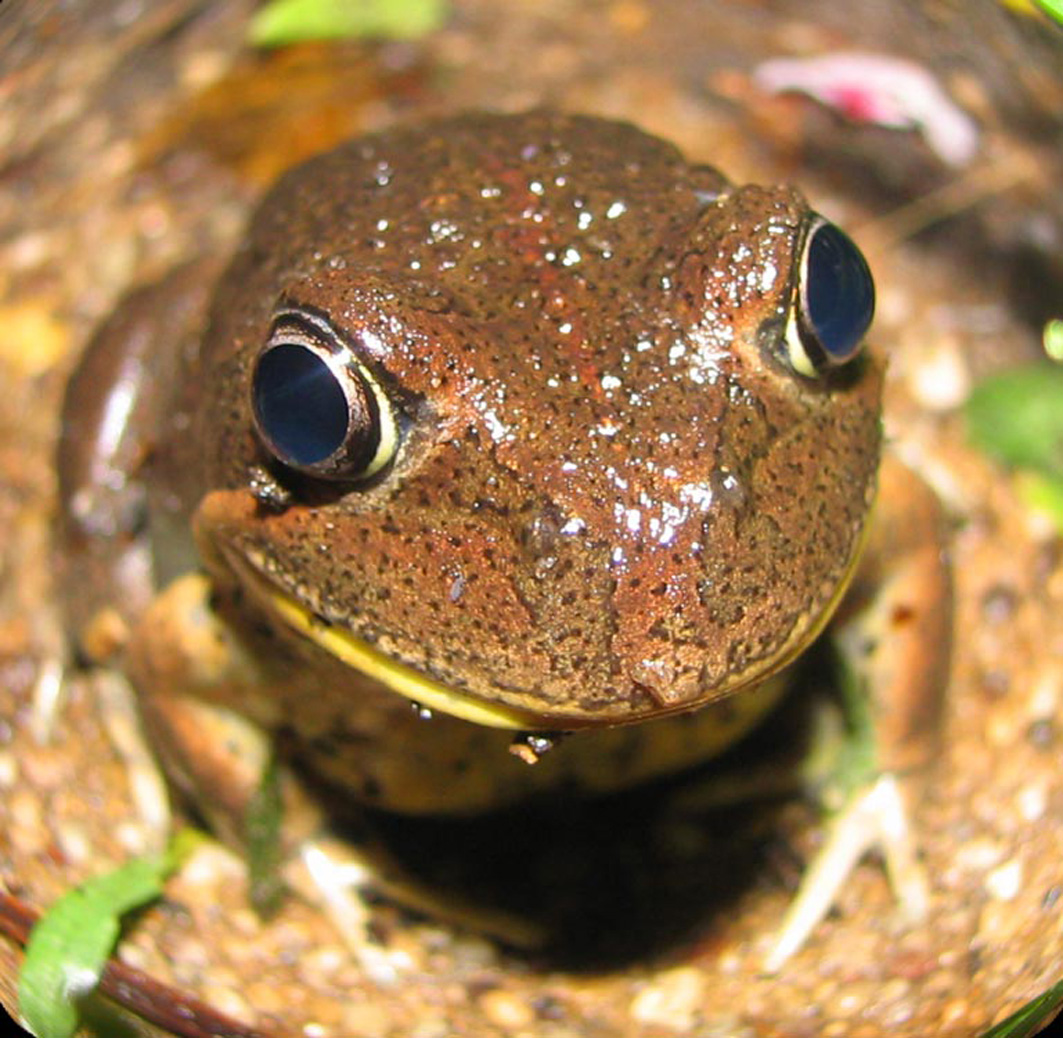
xmin=965 ymin=364 xmax=1063 ymax=480
xmin=1015 ymin=470 xmax=1063 ymax=530
xmin=1043 ymin=319 xmax=1063 ymax=363
xmin=17 ymin=846 xmax=185 ymax=1038
xmin=1034 ymin=0 xmax=1063 ymax=27
xmin=250 ymin=0 xmax=448 ymax=46
xmin=979 ymin=978 xmax=1063 ymax=1038
xmin=245 ymin=751 xmax=287 ymax=918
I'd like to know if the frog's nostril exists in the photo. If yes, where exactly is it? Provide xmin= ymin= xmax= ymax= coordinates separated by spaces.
xmin=254 ymin=343 xmax=349 ymax=466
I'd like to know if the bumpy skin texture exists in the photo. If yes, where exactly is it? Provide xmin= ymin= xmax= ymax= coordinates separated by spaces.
xmin=61 ymin=112 xmax=885 ymax=813
xmin=170 ymin=111 xmax=881 ymax=725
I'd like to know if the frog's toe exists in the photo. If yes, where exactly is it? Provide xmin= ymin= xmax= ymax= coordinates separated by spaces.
xmin=93 ymin=669 xmax=173 ymax=850
xmin=30 ymin=654 xmax=66 ymax=743
xmin=297 ymin=834 xmax=547 ymax=977
xmin=763 ymin=772 xmax=928 ymax=973
xmin=297 ymin=841 xmax=401 ymax=985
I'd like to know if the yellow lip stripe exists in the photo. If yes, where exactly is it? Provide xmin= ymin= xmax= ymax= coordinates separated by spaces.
xmin=258 ymin=577 xmax=545 ymax=731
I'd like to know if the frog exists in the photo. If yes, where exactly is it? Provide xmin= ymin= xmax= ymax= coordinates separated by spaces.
xmin=56 ymin=110 xmax=951 ymax=967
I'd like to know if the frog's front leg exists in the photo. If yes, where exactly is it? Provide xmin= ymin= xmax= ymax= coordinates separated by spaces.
xmin=126 ymin=576 xmax=544 ymax=975
xmin=766 ymin=455 xmax=952 ymax=971
xmin=125 ymin=574 xmax=402 ymax=971
xmin=125 ymin=574 xmax=285 ymax=847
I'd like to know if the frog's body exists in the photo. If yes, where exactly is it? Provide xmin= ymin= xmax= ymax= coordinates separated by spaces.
xmin=57 ymin=112 xmax=950 ymax=955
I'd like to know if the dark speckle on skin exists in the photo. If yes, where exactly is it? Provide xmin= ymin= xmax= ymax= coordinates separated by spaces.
xmin=174 ymin=112 xmax=882 ymax=726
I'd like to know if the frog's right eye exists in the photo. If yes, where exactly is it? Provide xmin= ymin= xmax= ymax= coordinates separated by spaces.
xmin=785 ymin=216 xmax=875 ymax=378
xmin=251 ymin=310 xmax=398 ymax=480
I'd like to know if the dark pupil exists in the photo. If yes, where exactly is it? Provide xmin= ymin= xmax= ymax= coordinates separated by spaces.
xmin=805 ymin=222 xmax=875 ymax=361
xmin=253 ymin=343 xmax=349 ymax=466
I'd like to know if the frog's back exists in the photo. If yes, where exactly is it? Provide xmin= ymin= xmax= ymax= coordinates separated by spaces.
xmin=235 ymin=111 xmax=728 ymax=318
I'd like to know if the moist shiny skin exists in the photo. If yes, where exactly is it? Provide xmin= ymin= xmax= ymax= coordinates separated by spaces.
xmin=61 ymin=111 xmax=883 ymax=812
xmin=189 ymin=113 xmax=879 ymax=717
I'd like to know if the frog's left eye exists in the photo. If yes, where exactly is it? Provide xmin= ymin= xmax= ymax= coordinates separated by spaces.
xmin=786 ymin=216 xmax=875 ymax=378
xmin=251 ymin=310 xmax=398 ymax=480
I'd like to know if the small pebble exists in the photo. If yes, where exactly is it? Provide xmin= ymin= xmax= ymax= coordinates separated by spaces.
xmin=479 ymin=988 xmax=536 ymax=1029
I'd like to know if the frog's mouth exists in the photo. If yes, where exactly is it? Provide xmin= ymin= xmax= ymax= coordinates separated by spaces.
xmin=196 ymin=485 xmax=872 ymax=734
xmin=257 ymin=573 xmax=552 ymax=731
xmin=217 ymin=541 xmax=843 ymax=735
xmin=197 ymin=517 xmax=551 ymax=730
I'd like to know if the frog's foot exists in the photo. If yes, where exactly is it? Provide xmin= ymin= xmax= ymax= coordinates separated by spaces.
xmin=763 ymin=772 xmax=927 ymax=973
xmin=296 ymin=832 xmax=547 ymax=971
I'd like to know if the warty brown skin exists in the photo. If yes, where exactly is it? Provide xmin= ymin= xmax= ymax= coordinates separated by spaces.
xmin=59 ymin=112 xmax=907 ymax=817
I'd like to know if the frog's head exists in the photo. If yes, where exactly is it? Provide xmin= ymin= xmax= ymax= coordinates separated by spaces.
xmin=192 ymin=112 xmax=880 ymax=730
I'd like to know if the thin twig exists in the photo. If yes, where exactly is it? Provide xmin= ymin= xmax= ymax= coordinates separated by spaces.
xmin=855 ymin=147 xmax=1042 ymax=251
